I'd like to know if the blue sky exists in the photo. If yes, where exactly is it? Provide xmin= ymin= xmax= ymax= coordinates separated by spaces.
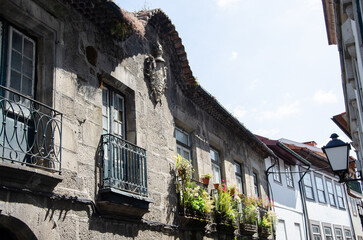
xmin=115 ymin=0 xmax=349 ymax=147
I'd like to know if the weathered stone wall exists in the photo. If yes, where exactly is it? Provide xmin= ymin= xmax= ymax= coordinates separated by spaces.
xmin=0 ymin=0 xmax=269 ymax=239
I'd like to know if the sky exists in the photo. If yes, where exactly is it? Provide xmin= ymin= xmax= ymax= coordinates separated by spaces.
xmin=115 ymin=0 xmax=350 ymax=149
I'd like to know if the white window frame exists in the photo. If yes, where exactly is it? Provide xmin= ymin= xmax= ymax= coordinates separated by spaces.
xmin=312 ymin=224 xmax=322 ymax=240
xmin=344 ymin=229 xmax=352 ymax=240
xmin=175 ymin=127 xmax=191 ymax=161
xmin=285 ymin=164 xmax=294 ymax=188
xmin=323 ymin=226 xmax=333 ymax=240
xmin=335 ymin=228 xmax=343 ymax=240
xmin=314 ymin=174 xmax=327 ymax=204
xmin=210 ymin=147 xmax=221 ymax=184
xmin=6 ymin=26 xmax=36 ymax=98
xmin=102 ymin=86 xmax=126 ymax=139
xmin=335 ymin=183 xmax=345 ymax=209
xmin=234 ymin=161 xmax=243 ymax=194
xmin=326 ymin=179 xmax=336 ymax=207
xmin=303 ymin=172 xmax=314 ymax=200
xmin=272 ymin=158 xmax=281 ymax=183
xmin=350 ymin=197 xmax=358 ymax=216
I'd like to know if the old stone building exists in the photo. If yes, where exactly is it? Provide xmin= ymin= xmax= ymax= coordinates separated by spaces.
xmin=0 ymin=0 xmax=275 ymax=239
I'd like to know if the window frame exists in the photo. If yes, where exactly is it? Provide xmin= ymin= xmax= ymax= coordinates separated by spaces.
xmin=253 ymin=172 xmax=260 ymax=197
xmin=102 ymin=85 xmax=126 ymax=139
xmin=335 ymin=227 xmax=343 ymax=240
xmin=323 ymin=225 xmax=333 ymax=240
xmin=344 ymin=228 xmax=352 ymax=240
xmin=285 ymin=164 xmax=294 ymax=188
xmin=210 ymin=147 xmax=222 ymax=184
xmin=326 ymin=179 xmax=337 ymax=207
xmin=272 ymin=158 xmax=281 ymax=183
xmin=6 ymin=26 xmax=36 ymax=99
xmin=303 ymin=172 xmax=315 ymax=200
xmin=234 ymin=161 xmax=244 ymax=194
xmin=175 ymin=127 xmax=191 ymax=161
xmin=335 ymin=183 xmax=345 ymax=209
xmin=314 ymin=174 xmax=327 ymax=204
xmin=350 ymin=197 xmax=358 ymax=216
xmin=312 ymin=224 xmax=322 ymax=240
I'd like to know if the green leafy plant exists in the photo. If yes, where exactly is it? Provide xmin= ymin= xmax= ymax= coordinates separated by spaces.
xmin=175 ymin=154 xmax=194 ymax=181
xmin=175 ymin=155 xmax=213 ymax=217
xmin=214 ymin=181 xmax=237 ymax=223
xmin=202 ymin=173 xmax=212 ymax=179
xmin=239 ymin=194 xmax=258 ymax=224
xmin=258 ymin=210 xmax=276 ymax=229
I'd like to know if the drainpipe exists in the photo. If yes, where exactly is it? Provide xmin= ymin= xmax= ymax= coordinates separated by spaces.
xmin=299 ymin=165 xmax=311 ymax=240
xmin=276 ymin=142 xmax=311 ymax=240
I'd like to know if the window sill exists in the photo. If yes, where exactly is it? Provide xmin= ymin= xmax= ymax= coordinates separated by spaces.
xmin=98 ymin=187 xmax=153 ymax=218
xmin=0 ymin=161 xmax=63 ymax=191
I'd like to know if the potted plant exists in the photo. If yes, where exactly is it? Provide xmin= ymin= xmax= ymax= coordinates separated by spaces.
xmin=258 ymin=209 xmax=276 ymax=238
xmin=174 ymin=155 xmax=212 ymax=227
xmin=201 ymin=173 xmax=212 ymax=185
xmin=240 ymin=194 xmax=258 ymax=236
xmin=214 ymin=181 xmax=237 ymax=232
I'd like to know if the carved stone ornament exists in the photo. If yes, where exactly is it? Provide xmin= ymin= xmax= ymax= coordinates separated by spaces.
xmin=144 ymin=41 xmax=167 ymax=103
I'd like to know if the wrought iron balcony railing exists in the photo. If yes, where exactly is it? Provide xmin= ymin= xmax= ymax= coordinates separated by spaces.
xmin=101 ymin=134 xmax=148 ymax=196
xmin=0 ymin=85 xmax=62 ymax=172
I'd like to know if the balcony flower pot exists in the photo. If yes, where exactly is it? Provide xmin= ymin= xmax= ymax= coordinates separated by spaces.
xmin=214 ymin=183 xmax=220 ymax=189
xmin=201 ymin=177 xmax=210 ymax=185
xmin=240 ymin=223 xmax=257 ymax=236
xmin=258 ymin=226 xmax=271 ymax=238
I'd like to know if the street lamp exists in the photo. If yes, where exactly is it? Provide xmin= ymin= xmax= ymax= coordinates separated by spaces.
xmin=322 ymin=133 xmax=351 ymax=183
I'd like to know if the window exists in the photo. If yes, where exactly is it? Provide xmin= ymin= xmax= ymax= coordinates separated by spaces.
xmin=335 ymin=228 xmax=343 ymax=240
xmin=101 ymin=86 xmax=147 ymax=196
xmin=102 ymin=86 xmax=125 ymax=138
xmin=285 ymin=164 xmax=294 ymax=188
xmin=5 ymin=27 xmax=36 ymax=99
xmin=303 ymin=173 xmax=314 ymax=200
xmin=234 ymin=162 xmax=244 ymax=194
xmin=276 ymin=220 xmax=287 ymax=240
xmin=315 ymin=175 xmax=326 ymax=203
xmin=323 ymin=226 xmax=333 ymax=240
xmin=294 ymin=223 xmax=303 ymax=240
xmin=326 ymin=179 xmax=336 ymax=206
xmin=312 ymin=224 xmax=322 ymax=240
xmin=344 ymin=229 xmax=352 ymax=240
xmin=210 ymin=147 xmax=221 ymax=184
xmin=253 ymin=172 xmax=260 ymax=197
xmin=175 ymin=128 xmax=191 ymax=161
xmin=335 ymin=184 xmax=345 ymax=208
xmin=272 ymin=158 xmax=281 ymax=183
xmin=350 ymin=197 xmax=358 ymax=216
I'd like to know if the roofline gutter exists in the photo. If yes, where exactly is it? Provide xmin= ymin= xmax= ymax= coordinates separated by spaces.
xmin=277 ymin=142 xmax=311 ymax=240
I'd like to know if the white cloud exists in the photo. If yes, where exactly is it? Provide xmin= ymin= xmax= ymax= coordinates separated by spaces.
xmin=254 ymin=128 xmax=280 ymax=137
xmin=216 ymin=0 xmax=240 ymax=7
xmin=231 ymin=51 xmax=238 ymax=60
xmin=249 ymin=79 xmax=258 ymax=90
xmin=313 ymin=90 xmax=337 ymax=104
xmin=259 ymin=101 xmax=300 ymax=120
xmin=232 ymin=106 xmax=247 ymax=120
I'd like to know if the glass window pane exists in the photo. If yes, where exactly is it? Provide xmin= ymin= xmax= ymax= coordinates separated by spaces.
xmin=24 ymin=38 xmax=34 ymax=59
xmin=23 ymin=57 xmax=33 ymax=78
xmin=12 ymin=31 xmax=22 ymax=52
xmin=11 ymin=50 xmax=22 ymax=72
xmin=9 ymin=70 xmax=21 ymax=91
xmin=22 ymin=77 xmax=32 ymax=96
xmin=305 ymin=187 xmax=313 ymax=199
xmin=212 ymin=164 xmax=221 ymax=183
xmin=235 ymin=162 xmax=241 ymax=175
xmin=175 ymin=128 xmax=189 ymax=146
